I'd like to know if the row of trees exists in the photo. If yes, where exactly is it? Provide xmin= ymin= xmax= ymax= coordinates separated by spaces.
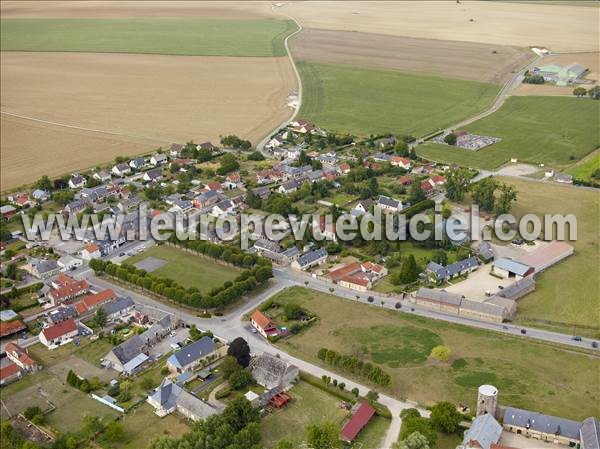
xmin=573 ymin=85 xmax=600 ymax=99
xmin=317 ymin=348 xmax=391 ymax=386
xmin=220 ymin=135 xmax=252 ymax=150
xmin=89 ymin=256 xmax=271 ymax=310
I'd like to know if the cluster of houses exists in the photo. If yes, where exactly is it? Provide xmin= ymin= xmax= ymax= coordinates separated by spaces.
xmin=461 ymin=385 xmax=599 ymax=449
xmin=0 ymin=342 xmax=40 ymax=386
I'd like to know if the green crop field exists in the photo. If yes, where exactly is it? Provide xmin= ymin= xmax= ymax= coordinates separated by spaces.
xmin=297 ymin=61 xmax=500 ymax=138
xmin=567 ymin=149 xmax=600 ymax=181
xmin=501 ymin=178 xmax=600 ymax=337
xmin=125 ymin=245 xmax=240 ymax=293
xmin=274 ymin=287 xmax=600 ymax=420
xmin=0 ymin=18 xmax=296 ymax=56
xmin=417 ymin=96 xmax=600 ymax=169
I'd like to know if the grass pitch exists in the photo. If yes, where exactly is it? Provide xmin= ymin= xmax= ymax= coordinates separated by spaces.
xmin=273 ymin=287 xmax=599 ymax=420
xmin=297 ymin=61 xmax=499 ymax=138
xmin=125 ymin=245 xmax=241 ymax=293
xmin=417 ymin=96 xmax=600 ymax=169
xmin=0 ymin=18 xmax=297 ymax=57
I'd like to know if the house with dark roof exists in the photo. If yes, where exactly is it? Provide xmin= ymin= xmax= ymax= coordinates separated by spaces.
xmin=69 ymin=174 xmax=87 ymax=189
xmin=580 ymin=417 xmax=600 ymax=449
xmin=291 ymin=248 xmax=328 ymax=271
xmin=463 ymin=413 xmax=503 ymax=449
xmin=148 ymin=378 xmax=218 ymax=421
xmin=48 ymin=305 xmax=78 ymax=324
xmin=28 ymin=257 xmax=61 ymax=280
xmin=341 ymin=401 xmax=376 ymax=442
xmin=101 ymin=296 xmax=135 ymax=320
xmin=377 ymin=195 xmax=402 ymax=213
xmin=426 ymin=256 xmax=479 ymax=283
xmin=502 ymin=406 xmax=582 ymax=446
xmin=143 ymin=168 xmax=163 ymax=183
xmin=112 ymin=163 xmax=131 ymax=177
xmin=166 ymin=336 xmax=217 ymax=373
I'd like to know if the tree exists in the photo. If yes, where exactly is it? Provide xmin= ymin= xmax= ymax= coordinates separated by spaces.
xmin=227 ymin=337 xmax=251 ymax=367
xmin=306 ymin=422 xmax=342 ymax=449
xmin=222 ymin=396 xmax=260 ymax=432
xmin=431 ymin=250 xmax=448 ymax=266
xmin=366 ymin=390 xmax=379 ymax=402
xmin=573 ymin=87 xmax=587 ymax=97
xmin=104 ymin=421 xmax=125 ymax=442
xmin=283 ymin=302 xmax=303 ymax=320
xmin=399 ymin=254 xmax=419 ymax=284
xmin=395 ymin=140 xmax=409 ymax=156
xmin=220 ymin=355 xmax=241 ymax=379
xmin=400 ymin=416 xmax=437 ymax=446
xmin=430 ymin=401 xmax=463 ymax=434
xmin=408 ymin=181 xmax=425 ymax=203
xmin=247 ymin=151 xmax=265 ymax=161
xmin=494 ymin=183 xmax=517 ymax=215
xmin=82 ymin=415 xmax=104 ymax=437
xmin=444 ymin=133 xmax=457 ymax=145
xmin=430 ymin=345 xmax=452 ymax=362
xmin=52 ymin=190 xmax=74 ymax=206
xmin=217 ymin=153 xmax=241 ymax=175
xmin=470 ymin=177 xmax=497 ymax=212
xmin=91 ymin=307 xmax=107 ymax=328
xmin=35 ymin=175 xmax=53 ymax=192
xmin=588 ymin=85 xmax=600 ymax=100
xmin=445 ymin=168 xmax=471 ymax=202
xmin=394 ymin=431 xmax=431 ymax=449
xmin=229 ymin=368 xmax=252 ymax=390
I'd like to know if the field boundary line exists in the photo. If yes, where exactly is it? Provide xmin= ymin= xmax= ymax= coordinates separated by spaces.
xmin=1 ymin=110 xmax=172 ymax=145
xmin=256 ymin=3 xmax=303 ymax=153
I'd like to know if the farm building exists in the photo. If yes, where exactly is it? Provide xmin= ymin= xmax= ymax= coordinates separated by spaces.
xmin=415 ymin=288 xmax=463 ymax=314
xmin=462 ymin=413 xmax=503 ymax=449
xmin=329 ymin=261 xmax=387 ymax=291
xmin=531 ymin=63 xmax=588 ymax=86
xmin=459 ymin=299 xmax=511 ymax=324
xmin=250 ymin=353 xmax=298 ymax=391
xmin=491 ymin=258 xmax=534 ymax=280
xmin=291 ymin=248 xmax=328 ymax=271
xmin=517 ymin=241 xmax=574 ymax=273
xmin=341 ymin=401 xmax=376 ymax=442
xmin=503 ymin=407 xmax=582 ymax=446
xmin=148 ymin=378 xmax=217 ymax=421
xmin=426 ymin=256 xmax=479 ymax=283
xmin=496 ymin=276 xmax=535 ymax=300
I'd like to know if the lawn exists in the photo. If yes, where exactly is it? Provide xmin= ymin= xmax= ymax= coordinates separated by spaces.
xmin=417 ymin=96 xmax=600 ymax=169
xmin=259 ymin=380 xmax=388 ymax=448
xmin=125 ymin=245 xmax=241 ymax=293
xmin=297 ymin=61 xmax=500 ymax=138
xmin=567 ymin=149 xmax=600 ymax=181
xmin=273 ymin=287 xmax=600 ymax=420
xmin=102 ymin=403 xmax=191 ymax=449
xmin=499 ymin=178 xmax=600 ymax=336
xmin=0 ymin=18 xmax=297 ymax=57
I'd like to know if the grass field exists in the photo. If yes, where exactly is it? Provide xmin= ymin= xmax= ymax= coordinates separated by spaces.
xmin=274 ymin=287 xmax=599 ymax=420
xmin=417 ymin=97 xmax=600 ymax=169
xmin=497 ymin=178 xmax=600 ymax=336
xmin=567 ymin=149 xmax=600 ymax=181
xmin=297 ymin=61 xmax=499 ymax=138
xmin=125 ymin=245 xmax=241 ymax=293
xmin=0 ymin=18 xmax=296 ymax=56
xmin=259 ymin=380 xmax=387 ymax=448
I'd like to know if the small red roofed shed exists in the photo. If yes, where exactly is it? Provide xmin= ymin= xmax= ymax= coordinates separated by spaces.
xmin=341 ymin=401 xmax=376 ymax=442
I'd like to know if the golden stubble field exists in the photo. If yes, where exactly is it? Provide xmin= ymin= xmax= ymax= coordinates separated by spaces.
xmin=282 ymin=1 xmax=598 ymax=53
xmin=0 ymin=1 xmax=276 ymax=18
xmin=0 ymin=52 xmax=295 ymax=190
xmin=291 ymin=28 xmax=533 ymax=83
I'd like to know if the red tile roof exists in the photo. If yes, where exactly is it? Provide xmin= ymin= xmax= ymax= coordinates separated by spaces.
xmin=329 ymin=262 xmax=361 ymax=282
xmin=342 ymin=275 xmax=370 ymax=288
xmin=5 ymin=342 xmax=36 ymax=368
xmin=0 ymin=320 xmax=26 ymax=338
xmin=0 ymin=363 xmax=21 ymax=381
xmin=74 ymin=289 xmax=115 ymax=313
xmin=41 ymin=318 xmax=77 ymax=341
xmin=251 ymin=310 xmax=275 ymax=331
xmin=49 ymin=279 xmax=89 ymax=301
xmin=207 ymin=181 xmax=222 ymax=191
xmin=341 ymin=401 xmax=376 ymax=441
xmin=85 ymin=243 xmax=99 ymax=253
xmin=399 ymin=175 xmax=413 ymax=185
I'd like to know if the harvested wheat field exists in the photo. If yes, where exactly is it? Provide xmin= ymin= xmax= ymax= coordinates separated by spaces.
xmin=290 ymin=28 xmax=532 ymax=83
xmin=0 ymin=114 xmax=160 ymax=191
xmin=0 ymin=1 xmax=276 ymax=19
xmin=1 ymin=52 xmax=296 ymax=190
xmin=282 ymin=1 xmax=598 ymax=52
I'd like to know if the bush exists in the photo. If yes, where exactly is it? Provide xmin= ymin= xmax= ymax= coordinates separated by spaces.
xmin=351 ymin=387 xmax=359 ymax=397
xmin=444 ymin=133 xmax=457 ymax=145
xmin=215 ymin=387 xmax=232 ymax=399
xmin=429 ymin=345 xmax=452 ymax=362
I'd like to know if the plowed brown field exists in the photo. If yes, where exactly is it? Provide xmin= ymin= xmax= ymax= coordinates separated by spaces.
xmin=290 ymin=28 xmax=532 ymax=83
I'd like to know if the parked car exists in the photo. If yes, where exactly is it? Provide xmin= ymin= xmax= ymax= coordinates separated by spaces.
xmin=520 ymin=329 xmax=527 ymax=334
xmin=572 ymin=336 xmax=582 ymax=341
xmin=395 ymin=302 xmax=402 ymax=309
xmin=591 ymin=341 xmax=598 ymax=348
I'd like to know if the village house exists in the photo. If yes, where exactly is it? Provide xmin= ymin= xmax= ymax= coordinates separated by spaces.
xmin=426 ymin=256 xmax=479 ymax=283
xmin=101 ymin=296 xmax=135 ymax=322
xmin=503 ymin=407 xmax=582 ymax=446
xmin=112 ymin=163 xmax=131 ymax=177
xmin=1 ymin=205 xmax=17 ymax=220
xmin=312 ymin=215 xmax=337 ymax=242
xmin=5 ymin=342 xmax=38 ymax=373
xmin=398 ymin=175 xmax=414 ymax=186
xmin=68 ymin=174 xmax=87 ymax=189
xmin=291 ymin=248 xmax=328 ymax=271
xmin=198 ymin=141 xmax=216 ymax=151
xmin=390 ymin=156 xmax=412 ymax=170
xmin=166 ymin=336 xmax=217 ymax=373
xmin=39 ymin=318 xmax=79 ymax=348
xmin=206 ymin=181 xmax=222 ymax=193
xmin=252 ymin=186 xmax=271 ymax=201
xmin=377 ymin=195 xmax=403 ymax=213
xmin=47 ymin=273 xmax=90 ymax=306
xmin=250 ymin=352 xmax=299 ymax=390
xmin=47 ymin=305 xmax=78 ymax=325
xmin=211 ymin=199 xmax=235 ymax=217
xmin=0 ymin=320 xmax=26 ymax=339
xmin=352 ymin=199 xmax=374 ymax=216
xmin=194 ymin=190 xmax=220 ymax=209
xmin=251 ymin=309 xmax=278 ymax=338
xmin=150 ymin=153 xmax=168 ymax=166
xmin=32 ymin=189 xmax=50 ymax=202
xmin=337 ymin=162 xmax=351 ymax=174
xmin=0 ymin=363 xmax=22 ymax=386
xmin=28 ymin=257 xmax=61 ymax=280
xmin=63 ymin=198 xmax=92 ymax=216
xmin=143 ymin=168 xmax=163 ymax=183
xmin=169 ymin=143 xmax=183 ymax=157
xmin=290 ymin=119 xmax=314 ymax=134
xmin=329 ymin=261 xmax=387 ymax=292
xmin=81 ymin=242 xmax=101 ymax=260
xmin=462 ymin=413 xmax=503 ymax=449
xmin=278 ymin=179 xmax=302 ymax=195
xmin=148 ymin=378 xmax=218 ymax=421
xmin=73 ymin=289 xmax=116 ymax=316
xmin=129 ymin=157 xmax=146 ymax=170
xmin=58 ymin=254 xmax=83 ymax=272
